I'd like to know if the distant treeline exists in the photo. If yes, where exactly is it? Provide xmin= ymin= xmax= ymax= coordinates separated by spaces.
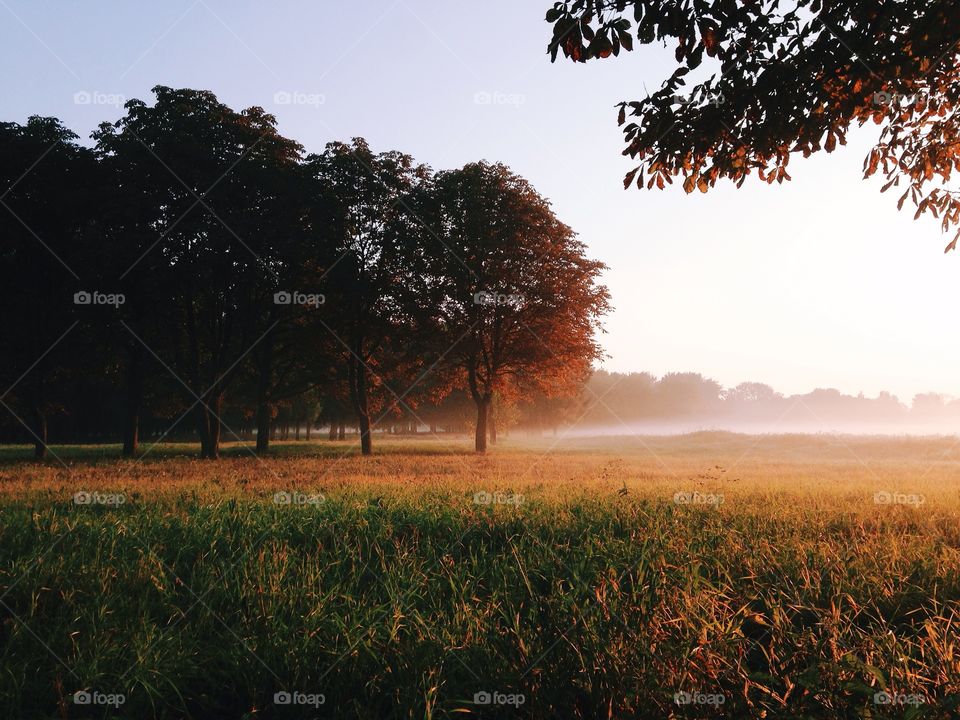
xmin=577 ymin=370 xmax=960 ymax=433
xmin=0 ymin=86 xmax=608 ymax=458
xmin=4 ymin=357 xmax=953 ymax=451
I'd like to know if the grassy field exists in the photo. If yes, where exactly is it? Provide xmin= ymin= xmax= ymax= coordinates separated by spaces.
xmin=1 ymin=432 xmax=959 ymax=718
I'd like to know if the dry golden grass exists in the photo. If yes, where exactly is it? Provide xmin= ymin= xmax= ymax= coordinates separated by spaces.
xmin=1 ymin=432 xmax=959 ymax=718
xmin=3 ymin=431 xmax=960 ymax=515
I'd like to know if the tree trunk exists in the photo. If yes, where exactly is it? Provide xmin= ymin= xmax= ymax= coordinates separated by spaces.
xmin=295 ymin=423 xmax=301 ymax=441
xmin=488 ymin=403 xmax=497 ymax=445
xmin=256 ymin=400 xmax=271 ymax=453
xmin=197 ymin=393 xmax=222 ymax=459
xmin=197 ymin=405 xmax=213 ymax=458
xmin=210 ymin=407 xmax=222 ymax=458
xmin=474 ymin=396 xmax=490 ymax=453
xmin=33 ymin=408 xmax=48 ymax=460
xmin=254 ymin=344 xmax=272 ymax=453
xmin=467 ymin=364 xmax=492 ymax=453
xmin=122 ymin=344 xmax=143 ymax=457
xmin=328 ymin=420 xmax=337 ymax=440
xmin=305 ymin=423 xmax=311 ymax=441
xmin=358 ymin=409 xmax=372 ymax=455
xmin=338 ymin=421 xmax=345 ymax=440
xmin=350 ymin=352 xmax=373 ymax=456
xmin=210 ymin=408 xmax=223 ymax=460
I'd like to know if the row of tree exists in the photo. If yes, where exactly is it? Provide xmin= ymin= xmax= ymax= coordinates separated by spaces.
xmin=581 ymin=370 xmax=960 ymax=432
xmin=0 ymin=86 xmax=609 ymax=458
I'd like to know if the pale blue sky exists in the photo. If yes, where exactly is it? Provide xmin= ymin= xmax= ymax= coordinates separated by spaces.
xmin=2 ymin=0 xmax=957 ymax=402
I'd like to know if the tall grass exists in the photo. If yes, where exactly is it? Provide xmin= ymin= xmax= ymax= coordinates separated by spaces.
xmin=1 ymin=434 xmax=959 ymax=718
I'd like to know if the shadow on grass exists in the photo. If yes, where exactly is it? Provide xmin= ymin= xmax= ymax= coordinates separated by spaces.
xmin=0 ymin=435 xmax=481 ymax=465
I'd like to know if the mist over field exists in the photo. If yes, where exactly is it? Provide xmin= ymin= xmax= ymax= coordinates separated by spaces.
xmin=564 ymin=421 xmax=960 ymax=437
xmin=536 ymin=370 xmax=960 ymax=439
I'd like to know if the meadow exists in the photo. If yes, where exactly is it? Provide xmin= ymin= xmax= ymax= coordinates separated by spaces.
xmin=1 ymin=432 xmax=959 ymax=719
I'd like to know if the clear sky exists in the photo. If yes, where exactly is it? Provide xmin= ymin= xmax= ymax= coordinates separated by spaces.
xmin=3 ymin=0 xmax=958 ymax=403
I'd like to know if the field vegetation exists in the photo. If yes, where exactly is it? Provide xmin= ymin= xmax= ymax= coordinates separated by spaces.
xmin=1 ymin=433 xmax=959 ymax=718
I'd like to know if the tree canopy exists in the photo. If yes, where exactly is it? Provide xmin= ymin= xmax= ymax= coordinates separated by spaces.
xmin=0 ymin=87 xmax=609 ymax=457
xmin=424 ymin=161 xmax=609 ymax=451
xmin=545 ymin=0 xmax=960 ymax=249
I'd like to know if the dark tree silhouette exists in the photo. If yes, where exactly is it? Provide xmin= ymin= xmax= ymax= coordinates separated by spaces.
xmin=94 ymin=87 xmax=304 ymax=458
xmin=305 ymin=139 xmax=430 ymax=456
xmin=242 ymin=158 xmax=330 ymax=453
xmin=0 ymin=118 xmax=97 ymax=459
